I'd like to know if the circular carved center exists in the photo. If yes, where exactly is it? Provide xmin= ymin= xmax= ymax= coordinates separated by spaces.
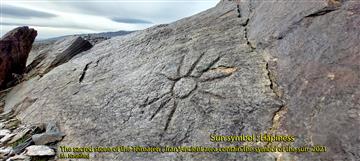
xmin=173 ymin=78 xmax=197 ymax=98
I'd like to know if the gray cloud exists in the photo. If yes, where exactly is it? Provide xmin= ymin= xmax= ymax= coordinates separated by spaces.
xmin=3 ymin=4 xmax=57 ymax=18
xmin=0 ymin=22 xmax=94 ymax=30
xmin=111 ymin=17 xmax=152 ymax=24
xmin=44 ymin=1 xmax=217 ymax=23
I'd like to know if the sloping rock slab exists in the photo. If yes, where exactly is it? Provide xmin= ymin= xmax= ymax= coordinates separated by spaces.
xmin=26 ymin=36 xmax=92 ymax=77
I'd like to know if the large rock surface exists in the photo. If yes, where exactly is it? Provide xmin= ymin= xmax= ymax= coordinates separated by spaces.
xmin=248 ymin=0 xmax=360 ymax=160
xmin=3 ymin=0 xmax=360 ymax=161
xmin=0 ymin=27 xmax=37 ymax=88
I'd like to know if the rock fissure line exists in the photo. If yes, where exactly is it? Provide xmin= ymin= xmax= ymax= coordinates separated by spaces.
xmin=269 ymin=105 xmax=287 ymax=133
xmin=242 ymin=17 xmax=256 ymax=50
xmin=265 ymin=62 xmax=281 ymax=98
xmin=260 ymin=3 xmax=343 ymax=137
xmin=78 ymin=62 xmax=92 ymax=83
xmin=242 ymin=5 xmax=287 ymax=135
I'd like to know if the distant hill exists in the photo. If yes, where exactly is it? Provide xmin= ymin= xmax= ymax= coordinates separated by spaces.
xmin=38 ymin=30 xmax=134 ymax=42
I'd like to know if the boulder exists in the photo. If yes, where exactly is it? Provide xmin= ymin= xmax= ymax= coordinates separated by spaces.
xmin=0 ymin=26 xmax=37 ymax=88
xmin=25 ymin=36 xmax=92 ymax=77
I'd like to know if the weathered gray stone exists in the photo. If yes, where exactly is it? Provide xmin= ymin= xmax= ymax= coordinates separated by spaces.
xmin=32 ymin=133 xmax=64 ymax=145
xmin=25 ymin=145 xmax=55 ymax=156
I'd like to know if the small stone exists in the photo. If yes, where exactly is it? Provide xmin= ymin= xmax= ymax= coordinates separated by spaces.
xmin=0 ymin=147 xmax=13 ymax=156
xmin=0 ymin=129 xmax=11 ymax=138
xmin=0 ymin=134 xmax=15 ymax=144
xmin=32 ymin=132 xmax=65 ymax=145
xmin=6 ymin=155 xmax=30 ymax=161
xmin=25 ymin=145 xmax=55 ymax=156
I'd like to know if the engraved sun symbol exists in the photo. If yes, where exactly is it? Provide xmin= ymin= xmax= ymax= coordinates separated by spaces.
xmin=140 ymin=51 xmax=237 ymax=133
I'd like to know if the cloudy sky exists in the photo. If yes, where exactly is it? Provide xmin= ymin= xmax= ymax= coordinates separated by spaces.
xmin=1 ymin=0 xmax=218 ymax=39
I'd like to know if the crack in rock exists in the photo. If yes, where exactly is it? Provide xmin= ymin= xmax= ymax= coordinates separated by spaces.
xmin=270 ymin=105 xmax=287 ymax=133
xmin=78 ymin=62 xmax=92 ymax=83
xmin=265 ymin=62 xmax=282 ymax=98
xmin=242 ymin=18 xmax=256 ymax=50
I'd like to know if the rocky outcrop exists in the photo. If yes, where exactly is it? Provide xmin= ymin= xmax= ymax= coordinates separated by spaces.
xmin=0 ymin=27 xmax=37 ymax=88
xmin=246 ymin=0 xmax=360 ymax=160
xmin=25 ymin=36 xmax=92 ymax=77
xmin=2 ymin=0 xmax=359 ymax=161
xmin=0 ymin=111 xmax=63 ymax=160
